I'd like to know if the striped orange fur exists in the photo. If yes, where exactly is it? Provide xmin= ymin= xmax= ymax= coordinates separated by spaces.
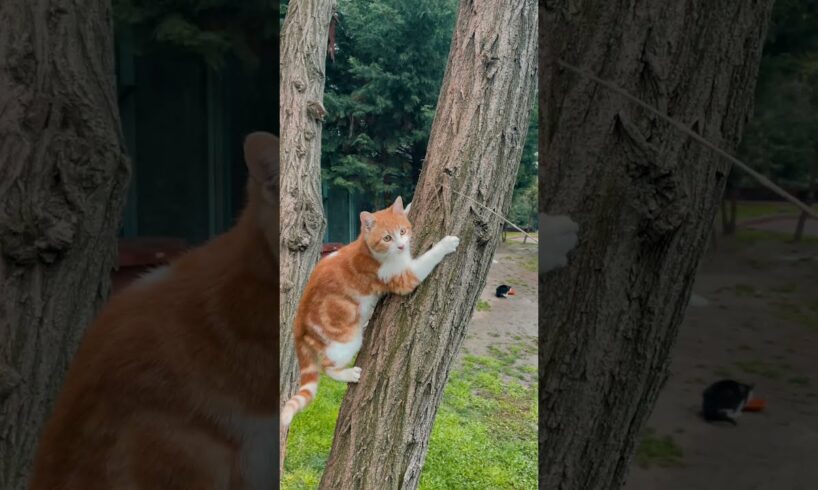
xmin=281 ymin=197 xmax=460 ymax=427
xmin=28 ymin=132 xmax=280 ymax=489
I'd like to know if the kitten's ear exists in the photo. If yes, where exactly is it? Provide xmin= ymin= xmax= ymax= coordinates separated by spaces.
xmin=360 ymin=211 xmax=375 ymax=231
xmin=391 ymin=196 xmax=405 ymax=214
xmin=244 ymin=131 xmax=279 ymax=185
xmin=404 ymin=201 xmax=412 ymax=214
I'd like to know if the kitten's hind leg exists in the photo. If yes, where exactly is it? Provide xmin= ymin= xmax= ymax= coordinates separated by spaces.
xmin=322 ymin=359 xmax=362 ymax=383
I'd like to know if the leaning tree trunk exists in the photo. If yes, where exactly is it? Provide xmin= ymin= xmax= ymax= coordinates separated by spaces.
xmin=319 ymin=1 xmax=536 ymax=488
xmin=538 ymin=2 xmax=773 ymax=489
xmin=0 ymin=2 xmax=129 ymax=488
xmin=279 ymin=0 xmax=334 ymax=473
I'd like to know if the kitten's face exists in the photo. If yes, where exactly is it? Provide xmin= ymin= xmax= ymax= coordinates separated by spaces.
xmin=361 ymin=197 xmax=413 ymax=259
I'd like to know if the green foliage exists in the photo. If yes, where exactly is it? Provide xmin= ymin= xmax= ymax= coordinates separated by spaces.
xmin=321 ymin=0 xmax=457 ymax=207
xmin=114 ymin=0 xmax=277 ymax=69
xmin=282 ymin=343 xmax=537 ymax=489
xmin=737 ymin=0 xmax=818 ymax=190
xmin=508 ymin=105 xmax=538 ymax=230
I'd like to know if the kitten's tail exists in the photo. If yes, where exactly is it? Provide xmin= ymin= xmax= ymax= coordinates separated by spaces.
xmin=281 ymin=343 xmax=319 ymax=427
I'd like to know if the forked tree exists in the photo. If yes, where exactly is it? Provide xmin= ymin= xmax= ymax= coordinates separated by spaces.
xmin=0 ymin=2 xmax=130 ymax=488
xmin=278 ymin=0 xmax=336 ymax=472
xmin=318 ymin=0 xmax=537 ymax=488
xmin=538 ymin=1 xmax=774 ymax=488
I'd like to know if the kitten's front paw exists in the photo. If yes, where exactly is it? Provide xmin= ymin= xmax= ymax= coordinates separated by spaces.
xmin=347 ymin=366 xmax=362 ymax=383
xmin=439 ymin=235 xmax=460 ymax=255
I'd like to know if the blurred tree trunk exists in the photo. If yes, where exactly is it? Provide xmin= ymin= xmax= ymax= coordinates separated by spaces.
xmin=721 ymin=186 xmax=738 ymax=235
xmin=278 ymin=0 xmax=334 ymax=474
xmin=793 ymin=160 xmax=816 ymax=242
xmin=319 ymin=1 xmax=536 ymax=488
xmin=538 ymin=1 xmax=773 ymax=489
xmin=0 ymin=2 xmax=129 ymax=488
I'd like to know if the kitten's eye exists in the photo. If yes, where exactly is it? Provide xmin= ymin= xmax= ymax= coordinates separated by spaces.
xmin=383 ymin=235 xmax=392 ymax=242
xmin=400 ymin=228 xmax=406 ymax=236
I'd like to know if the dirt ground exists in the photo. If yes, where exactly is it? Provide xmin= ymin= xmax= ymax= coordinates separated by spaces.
xmin=459 ymin=240 xmax=538 ymax=372
xmin=457 ymin=225 xmax=818 ymax=490
xmin=625 ymin=234 xmax=818 ymax=490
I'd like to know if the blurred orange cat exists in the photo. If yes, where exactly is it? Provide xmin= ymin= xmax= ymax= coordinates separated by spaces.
xmin=29 ymin=132 xmax=280 ymax=489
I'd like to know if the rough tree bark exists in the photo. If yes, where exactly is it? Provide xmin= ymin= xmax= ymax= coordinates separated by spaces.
xmin=538 ymin=1 xmax=773 ymax=489
xmin=319 ymin=1 xmax=536 ymax=488
xmin=279 ymin=0 xmax=335 ymax=473
xmin=0 ymin=2 xmax=130 ymax=488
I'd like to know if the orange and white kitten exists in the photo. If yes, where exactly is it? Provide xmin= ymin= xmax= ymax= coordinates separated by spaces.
xmin=280 ymin=197 xmax=459 ymax=426
xmin=29 ymin=132 xmax=280 ymax=489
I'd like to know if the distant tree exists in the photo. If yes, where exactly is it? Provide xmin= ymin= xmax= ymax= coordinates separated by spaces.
xmin=736 ymin=0 xmax=818 ymax=204
xmin=113 ymin=0 xmax=278 ymax=69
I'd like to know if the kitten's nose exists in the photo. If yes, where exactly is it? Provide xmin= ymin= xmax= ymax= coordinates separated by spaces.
xmin=398 ymin=244 xmax=405 ymax=251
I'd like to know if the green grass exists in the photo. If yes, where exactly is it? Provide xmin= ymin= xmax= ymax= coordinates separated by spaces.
xmin=773 ymin=298 xmax=818 ymax=333
xmin=733 ymin=283 xmax=758 ymax=297
xmin=282 ymin=344 xmax=537 ymax=489
xmin=735 ymin=201 xmax=801 ymax=222
xmin=635 ymin=428 xmax=684 ymax=469
xmin=504 ymin=231 xmax=538 ymax=242
xmin=734 ymin=360 xmax=790 ymax=379
xmin=735 ymin=228 xmax=818 ymax=245
xmin=476 ymin=299 xmax=491 ymax=312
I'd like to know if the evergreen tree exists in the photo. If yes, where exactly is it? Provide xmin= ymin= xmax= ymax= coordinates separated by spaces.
xmin=321 ymin=0 xmax=457 ymax=208
xmin=738 ymin=0 xmax=818 ymax=192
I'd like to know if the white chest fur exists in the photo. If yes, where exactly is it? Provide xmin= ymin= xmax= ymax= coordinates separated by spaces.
xmin=377 ymin=254 xmax=411 ymax=282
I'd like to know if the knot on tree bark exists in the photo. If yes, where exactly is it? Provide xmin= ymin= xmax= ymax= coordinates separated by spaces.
xmin=0 ymin=203 xmax=77 ymax=265
xmin=474 ymin=214 xmax=492 ymax=244
xmin=285 ymin=204 xmax=325 ymax=251
xmin=306 ymin=101 xmax=326 ymax=122
xmin=615 ymin=114 xmax=688 ymax=240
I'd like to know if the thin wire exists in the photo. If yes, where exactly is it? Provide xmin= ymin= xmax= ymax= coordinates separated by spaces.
xmin=557 ymin=59 xmax=818 ymax=220
xmin=442 ymin=184 xmax=539 ymax=244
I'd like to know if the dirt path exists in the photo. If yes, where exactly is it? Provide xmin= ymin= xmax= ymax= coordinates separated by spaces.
xmin=459 ymin=240 xmax=538 ymax=375
xmin=625 ymin=237 xmax=818 ymax=490
xmin=744 ymin=215 xmax=818 ymax=237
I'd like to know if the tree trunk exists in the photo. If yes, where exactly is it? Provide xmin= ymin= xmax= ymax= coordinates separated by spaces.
xmin=538 ymin=2 xmax=772 ymax=489
xmin=0 ymin=2 xmax=129 ymax=488
xmin=729 ymin=187 xmax=738 ymax=232
xmin=279 ymin=0 xmax=334 ymax=474
xmin=319 ymin=1 xmax=536 ymax=488
xmin=720 ymin=186 xmax=738 ymax=235
xmin=793 ymin=162 xmax=816 ymax=242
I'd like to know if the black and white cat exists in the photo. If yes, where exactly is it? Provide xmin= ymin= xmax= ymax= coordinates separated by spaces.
xmin=701 ymin=379 xmax=754 ymax=425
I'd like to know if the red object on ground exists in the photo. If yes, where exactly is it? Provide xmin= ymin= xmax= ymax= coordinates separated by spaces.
xmin=321 ymin=243 xmax=345 ymax=258
xmin=743 ymin=398 xmax=766 ymax=412
xmin=112 ymin=237 xmax=189 ymax=293
xmin=507 ymin=288 xmax=516 ymax=296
